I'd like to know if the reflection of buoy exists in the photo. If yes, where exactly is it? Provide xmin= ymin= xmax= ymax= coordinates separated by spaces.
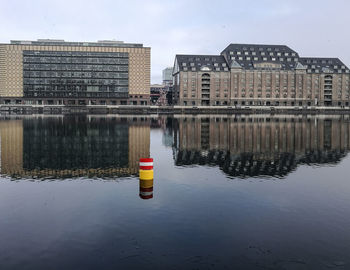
xmin=139 ymin=179 xmax=153 ymax=199
xmin=139 ymin=158 xmax=154 ymax=200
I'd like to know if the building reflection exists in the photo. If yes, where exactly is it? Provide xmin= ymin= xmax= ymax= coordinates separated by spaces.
xmin=0 ymin=116 xmax=150 ymax=178
xmin=172 ymin=116 xmax=350 ymax=178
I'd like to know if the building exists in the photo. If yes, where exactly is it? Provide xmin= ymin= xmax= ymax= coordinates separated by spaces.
xmin=0 ymin=39 xmax=150 ymax=105
xmin=173 ymin=44 xmax=350 ymax=107
xmin=150 ymin=84 xmax=166 ymax=105
xmin=162 ymin=67 xmax=173 ymax=86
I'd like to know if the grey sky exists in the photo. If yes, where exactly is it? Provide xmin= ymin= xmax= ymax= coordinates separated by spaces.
xmin=0 ymin=0 xmax=349 ymax=83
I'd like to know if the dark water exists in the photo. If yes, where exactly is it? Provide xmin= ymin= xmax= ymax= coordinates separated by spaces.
xmin=1 ymin=115 xmax=350 ymax=269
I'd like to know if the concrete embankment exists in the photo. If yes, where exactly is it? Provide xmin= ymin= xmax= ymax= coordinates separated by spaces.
xmin=1 ymin=105 xmax=350 ymax=115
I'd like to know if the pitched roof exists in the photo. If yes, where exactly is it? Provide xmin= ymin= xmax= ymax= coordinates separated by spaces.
xmin=220 ymin=43 xmax=300 ymax=70
xmin=175 ymin=54 xmax=228 ymax=72
xmin=299 ymin=57 xmax=350 ymax=74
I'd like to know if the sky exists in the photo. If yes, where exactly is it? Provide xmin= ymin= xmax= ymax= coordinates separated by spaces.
xmin=0 ymin=0 xmax=349 ymax=84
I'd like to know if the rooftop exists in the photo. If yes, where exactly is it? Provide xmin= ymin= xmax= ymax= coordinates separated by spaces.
xmin=9 ymin=39 xmax=144 ymax=48
xmin=174 ymin=43 xmax=349 ymax=73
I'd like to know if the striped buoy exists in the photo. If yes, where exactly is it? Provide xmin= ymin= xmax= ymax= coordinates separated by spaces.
xmin=139 ymin=158 xmax=154 ymax=199
xmin=139 ymin=158 xmax=154 ymax=180
xmin=139 ymin=158 xmax=153 ymax=170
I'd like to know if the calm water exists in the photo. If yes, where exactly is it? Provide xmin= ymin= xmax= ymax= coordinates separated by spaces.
xmin=1 ymin=115 xmax=350 ymax=270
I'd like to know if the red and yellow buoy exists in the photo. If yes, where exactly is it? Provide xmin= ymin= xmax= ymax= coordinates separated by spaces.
xmin=139 ymin=158 xmax=154 ymax=200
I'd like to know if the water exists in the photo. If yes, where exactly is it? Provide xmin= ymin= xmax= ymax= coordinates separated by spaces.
xmin=0 ymin=115 xmax=350 ymax=269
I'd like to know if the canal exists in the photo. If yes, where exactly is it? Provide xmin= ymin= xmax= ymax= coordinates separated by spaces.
xmin=0 ymin=115 xmax=349 ymax=269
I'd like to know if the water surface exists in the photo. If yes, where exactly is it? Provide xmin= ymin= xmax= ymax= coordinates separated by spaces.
xmin=0 ymin=115 xmax=350 ymax=269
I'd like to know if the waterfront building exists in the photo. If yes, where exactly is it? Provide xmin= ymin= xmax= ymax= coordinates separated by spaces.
xmin=173 ymin=44 xmax=350 ymax=107
xmin=150 ymin=84 xmax=166 ymax=105
xmin=0 ymin=39 xmax=150 ymax=105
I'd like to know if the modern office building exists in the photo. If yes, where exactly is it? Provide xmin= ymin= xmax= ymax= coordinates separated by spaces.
xmin=0 ymin=39 xmax=150 ymax=105
xmin=173 ymin=44 xmax=350 ymax=107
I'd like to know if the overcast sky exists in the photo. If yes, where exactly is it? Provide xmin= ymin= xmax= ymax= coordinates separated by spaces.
xmin=0 ymin=0 xmax=349 ymax=83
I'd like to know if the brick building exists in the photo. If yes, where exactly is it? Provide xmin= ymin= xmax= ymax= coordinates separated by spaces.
xmin=173 ymin=44 xmax=350 ymax=107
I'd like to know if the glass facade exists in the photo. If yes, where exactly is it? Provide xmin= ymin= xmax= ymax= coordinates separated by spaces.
xmin=23 ymin=51 xmax=129 ymax=98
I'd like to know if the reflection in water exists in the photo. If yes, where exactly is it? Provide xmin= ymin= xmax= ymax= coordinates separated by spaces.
xmin=171 ymin=116 xmax=350 ymax=178
xmin=0 ymin=116 xmax=150 ymax=179
xmin=1 ymin=115 xmax=350 ymax=180
xmin=139 ymin=179 xmax=154 ymax=199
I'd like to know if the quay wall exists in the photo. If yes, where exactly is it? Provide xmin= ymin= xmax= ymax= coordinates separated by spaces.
xmin=1 ymin=105 xmax=350 ymax=115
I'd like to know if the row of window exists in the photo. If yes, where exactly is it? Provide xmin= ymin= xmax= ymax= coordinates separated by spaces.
xmin=23 ymin=78 xmax=128 ymax=85
xmin=229 ymin=50 xmax=297 ymax=57
xmin=24 ymin=90 xmax=129 ymax=98
xmin=24 ymin=57 xmax=129 ymax=65
xmin=23 ymin=64 xmax=128 ymax=72
xmin=23 ymin=71 xmax=128 ymax=79
xmin=23 ymin=51 xmax=128 ymax=58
